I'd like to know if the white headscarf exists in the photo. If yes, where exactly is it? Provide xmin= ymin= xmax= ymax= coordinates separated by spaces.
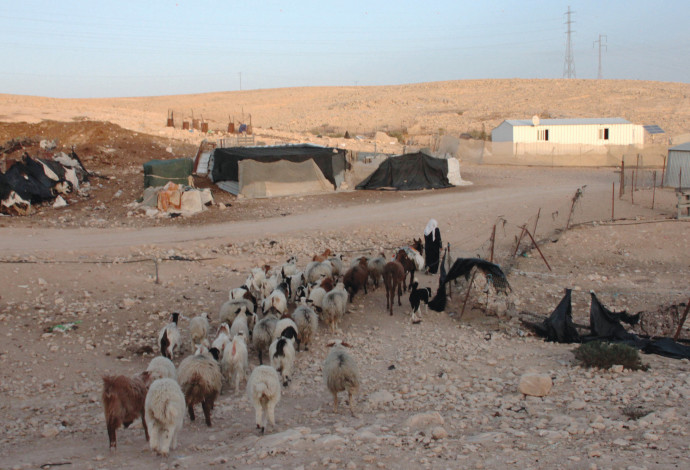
xmin=424 ymin=219 xmax=438 ymax=241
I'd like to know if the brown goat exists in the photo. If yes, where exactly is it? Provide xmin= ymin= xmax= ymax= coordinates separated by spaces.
xmin=102 ymin=371 xmax=153 ymax=449
xmin=177 ymin=351 xmax=222 ymax=427
xmin=382 ymin=250 xmax=408 ymax=315
xmin=312 ymin=248 xmax=333 ymax=262
xmin=343 ymin=257 xmax=369 ymax=302
xmin=320 ymin=276 xmax=334 ymax=292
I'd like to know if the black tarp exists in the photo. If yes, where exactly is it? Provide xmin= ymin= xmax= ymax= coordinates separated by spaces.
xmin=356 ymin=152 xmax=453 ymax=191
xmin=211 ymin=145 xmax=347 ymax=187
xmin=526 ymin=291 xmax=690 ymax=360
xmin=3 ymin=161 xmax=54 ymax=203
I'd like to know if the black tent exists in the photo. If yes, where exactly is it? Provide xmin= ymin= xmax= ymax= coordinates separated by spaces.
xmin=356 ymin=152 xmax=453 ymax=191
xmin=210 ymin=144 xmax=347 ymax=188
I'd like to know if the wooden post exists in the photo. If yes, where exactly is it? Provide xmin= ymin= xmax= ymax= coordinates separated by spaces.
xmin=513 ymin=224 xmax=527 ymax=257
xmin=446 ymin=244 xmax=452 ymax=300
xmin=631 ymin=170 xmax=635 ymax=204
xmin=524 ymin=228 xmax=551 ymax=271
xmin=620 ymin=160 xmax=625 ymax=197
xmin=532 ymin=208 xmax=541 ymax=242
xmin=652 ymin=171 xmax=657 ymax=210
xmin=636 ymin=153 xmax=640 ymax=190
xmin=661 ymin=154 xmax=666 ymax=187
xmin=459 ymin=271 xmax=477 ymax=320
xmin=611 ymin=182 xmax=615 ymax=220
xmin=673 ymin=299 xmax=690 ymax=341
xmin=489 ymin=224 xmax=496 ymax=263
xmin=154 ymin=258 xmax=160 ymax=284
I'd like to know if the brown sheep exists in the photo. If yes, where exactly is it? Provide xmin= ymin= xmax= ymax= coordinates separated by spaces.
xmin=312 ymin=248 xmax=333 ymax=262
xmin=177 ymin=348 xmax=223 ymax=427
xmin=382 ymin=250 xmax=407 ymax=315
xmin=101 ymin=371 xmax=153 ymax=449
xmin=343 ymin=257 xmax=369 ymax=302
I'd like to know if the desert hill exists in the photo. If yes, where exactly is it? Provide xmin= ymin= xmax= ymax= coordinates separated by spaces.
xmin=1 ymin=79 xmax=689 ymax=143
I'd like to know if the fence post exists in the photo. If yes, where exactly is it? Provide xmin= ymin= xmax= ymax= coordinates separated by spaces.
xmin=652 ymin=171 xmax=657 ymax=210
xmin=620 ymin=160 xmax=625 ymax=197
xmin=611 ymin=182 xmax=615 ymax=220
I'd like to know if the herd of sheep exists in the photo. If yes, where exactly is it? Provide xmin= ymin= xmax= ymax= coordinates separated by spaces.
xmin=100 ymin=246 xmax=429 ymax=457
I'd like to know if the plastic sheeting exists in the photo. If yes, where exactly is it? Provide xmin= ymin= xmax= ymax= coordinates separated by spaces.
xmin=356 ymin=152 xmax=453 ymax=191
xmin=238 ymin=159 xmax=334 ymax=198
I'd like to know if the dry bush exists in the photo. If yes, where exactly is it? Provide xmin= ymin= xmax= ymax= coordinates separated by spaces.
xmin=573 ymin=341 xmax=649 ymax=371
xmin=622 ymin=405 xmax=652 ymax=420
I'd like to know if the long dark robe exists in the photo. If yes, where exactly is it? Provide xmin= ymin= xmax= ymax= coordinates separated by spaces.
xmin=424 ymin=227 xmax=442 ymax=274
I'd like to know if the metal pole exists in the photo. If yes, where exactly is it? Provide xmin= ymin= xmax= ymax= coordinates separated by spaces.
xmin=652 ymin=171 xmax=657 ymax=210
xmin=620 ymin=160 xmax=625 ymax=197
xmin=631 ymin=170 xmax=635 ymax=204
xmin=513 ymin=225 xmax=527 ymax=258
xmin=524 ymin=228 xmax=552 ymax=271
xmin=661 ymin=155 xmax=666 ymax=187
xmin=611 ymin=182 xmax=615 ymax=220
xmin=532 ymin=208 xmax=541 ymax=244
xmin=489 ymin=224 xmax=496 ymax=263
xmin=673 ymin=299 xmax=690 ymax=341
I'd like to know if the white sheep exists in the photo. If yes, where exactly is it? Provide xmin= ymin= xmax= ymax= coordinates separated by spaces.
xmin=292 ymin=303 xmax=318 ymax=351
xmin=328 ymin=254 xmax=345 ymax=278
xmin=307 ymin=284 xmax=328 ymax=311
xmin=222 ymin=331 xmax=248 ymax=394
xmin=219 ymin=298 xmax=254 ymax=326
xmin=245 ymin=267 xmax=267 ymax=298
xmin=367 ymin=254 xmax=386 ymax=290
xmin=260 ymin=275 xmax=280 ymax=301
xmin=229 ymin=306 xmax=250 ymax=340
xmin=146 ymin=356 xmax=176 ymax=381
xmin=158 ymin=312 xmax=181 ymax=360
xmin=177 ymin=347 xmax=222 ymax=427
xmin=264 ymin=282 xmax=290 ymax=316
xmin=269 ymin=336 xmax=296 ymax=387
xmin=305 ymin=260 xmax=333 ymax=284
xmin=145 ymin=378 xmax=185 ymax=456
xmin=323 ymin=340 xmax=360 ymax=416
xmin=247 ymin=365 xmax=281 ymax=434
xmin=252 ymin=313 xmax=278 ymax=365
xmin=211 ymin=323 xmax=231 ymax=354
xmin=284 ymin=272 xmax=305 ymax=303
xmin=322 ymin=283 xmax=348 ymax=334
xmin=273 ymin=317 xmax=299 ymax=344
xmin=189 ymin=312 xmax=209 ymax=350
xmin=280 ymin=256 xmax=299 ymax=278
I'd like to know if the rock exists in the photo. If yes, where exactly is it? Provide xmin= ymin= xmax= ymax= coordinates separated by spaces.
xmin=256 ymin=428 xmax=303 ymax=448
xmin=465 ymin=432 xmax=505 ymax=443
xmin=518 ymin=373 xmax=553 ymax=397
xmin=41 ymin=424 xmax=60 ymax=438
xmin=369 ymin=390 xmax=394 ymax=405
xmin=404 ymin=411 xmax=444 ymax=429
xmin=610 ymin=364 xmax=624 ymax=373
xmin=315 ymin=435 xmax=346 ymax=447
xmin=431 ymin=427 xmax=448 ymax=440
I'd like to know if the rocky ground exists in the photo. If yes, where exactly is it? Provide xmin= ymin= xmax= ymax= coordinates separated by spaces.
xmin=0 ymin=116 xmax=689 ymax=469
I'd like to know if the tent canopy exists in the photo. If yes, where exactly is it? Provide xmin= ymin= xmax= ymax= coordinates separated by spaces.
xmin=356 ymin=152 xmax=453 ymax=191
xmin=211 ymin=144 xmax=347 ymax=189
xmin=239 ymin=159 xmax=334 ymax=198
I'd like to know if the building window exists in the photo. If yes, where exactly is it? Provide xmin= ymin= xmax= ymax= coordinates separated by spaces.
xmin=537 ymin=129 xmax=549 ymax=141
xmin=599 ymin=128 xmax=609 ymax=140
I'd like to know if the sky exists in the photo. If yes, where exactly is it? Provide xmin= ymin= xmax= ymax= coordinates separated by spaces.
xmin=0 ymin=0 xmax=688 ymax=98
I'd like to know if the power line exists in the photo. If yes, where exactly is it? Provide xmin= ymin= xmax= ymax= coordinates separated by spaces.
xmin=593 ymin=34 xmax=607 ymax=79
xmin=563 ymin=6 xmax=576 ymax=79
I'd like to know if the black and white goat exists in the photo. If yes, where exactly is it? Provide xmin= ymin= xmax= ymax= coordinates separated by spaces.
xmin=408 ymin=281 xmax=432 ymax=324
xmin=158 ymin=312 xmax=181 ymax=359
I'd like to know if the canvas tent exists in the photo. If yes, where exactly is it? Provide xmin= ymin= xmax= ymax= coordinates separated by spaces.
xmin=663 ymin=142 xmax=690 ymax=189
xmin=143 ymin=158 xmax=194 ymax=188
xmin=209 ymin=144 xmax=347 ymax=197
xmin=356 ymin=151 xmax=454 ymax=191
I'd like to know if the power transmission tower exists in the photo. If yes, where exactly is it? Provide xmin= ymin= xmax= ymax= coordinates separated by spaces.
xmin=593 ymin=34 xmax=607 ymax=79
xmin=563 ymin=6 xmax=576 ymax=78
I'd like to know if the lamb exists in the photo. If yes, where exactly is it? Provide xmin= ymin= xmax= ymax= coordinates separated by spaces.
xmin=292 ymin=302 xmax=318 ymax=351
xmin=350 ymin=255 xmax=368 ymax=268
xmin=189 ymin=312 xmax=210 ymax=350
xmin=284 ymin=272 xmax=305 ymax=303
xmin=222 ymin=331 xmax=248 ymax=394
xmin=101 ymin=370 xmax=154 ymax=449
xmin=145 ymin=378 xmax=185 ymax=456
xmin=269 ymin=336 xmax=296 ymax=387
xmin=229 ymin=306 xmax=250 ymax=340
xmin=367 ymin=253 xmax=386 ymax=290
xmin=280 ymin=256 xmax=299 ymax=278
xmin=158 ymin=312 xmax=181 ymax=360
xmin=323 ymin=340 xmax=360 ymax=416
xmin=259 ymin=275 xmax=280 ymax=302
xmin=306 ymin=277 xmax=334 ymax=311
xmin=343 ymin=257 xmax=369 ymax=302
xmin=146 ymin=356 xmax=176 ymax=381
xmin=264 ymin=281 xmax=290 ymax=316
xmin=247 ymin=365 xmax=281 ymax=434
xmin=305 ymin=260 xmax=333 ymax=284
xmin=321 ymin=283 xmax=348 ymax=334
xmin=176 ymin=347 xmax=222 ymax=427
xmin=253 ymin=312 xmax=278 ymax=365
xmin=220 ymin=296 xmax=255 ymax=324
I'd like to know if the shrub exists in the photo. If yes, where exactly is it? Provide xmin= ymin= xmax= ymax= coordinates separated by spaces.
xmin=622 ymin=405 xmax=651 ymax=420
xmin=573 ymin=341 xmax=648 ymax=371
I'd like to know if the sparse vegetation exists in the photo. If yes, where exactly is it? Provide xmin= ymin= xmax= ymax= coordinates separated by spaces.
xmin=466 ymin=128 xmax=491 ymax=141
xmin=573 ymin=341 xmax=649 ymax=371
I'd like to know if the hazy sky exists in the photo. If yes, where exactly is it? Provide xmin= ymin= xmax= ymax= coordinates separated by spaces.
xmin=1 ymin=1 xmax=688 ymax=98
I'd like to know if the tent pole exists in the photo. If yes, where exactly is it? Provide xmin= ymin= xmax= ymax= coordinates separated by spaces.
xmin=673 ymin=299 xmax=690 ymax=341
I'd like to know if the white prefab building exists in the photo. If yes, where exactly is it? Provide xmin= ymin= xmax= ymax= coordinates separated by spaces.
xmin=663 ymin=142 xmax=690 ymax=189
xmin=490 ymin=117 xmax=652 ymax=166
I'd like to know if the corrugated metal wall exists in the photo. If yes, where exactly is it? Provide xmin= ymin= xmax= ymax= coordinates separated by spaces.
xmin=663 ymin=149 xmax=690 ymax=188
xmin=491 ymin=122 xmax=513 ymax=142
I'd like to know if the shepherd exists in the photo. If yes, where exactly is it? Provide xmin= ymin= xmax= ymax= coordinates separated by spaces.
xmin=423 ymin=219 xmax=442 ymax=274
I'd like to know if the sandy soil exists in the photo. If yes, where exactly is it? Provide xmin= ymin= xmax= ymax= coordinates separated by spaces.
xmin=0 ymin=81 xmax=689 ymax=469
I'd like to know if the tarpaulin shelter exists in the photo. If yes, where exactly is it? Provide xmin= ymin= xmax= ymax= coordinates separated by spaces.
xmin=525 ymin=290 xmax=690 ymax=360
xmin=209 ymin=144 xmax=347 ymax=197
xmin=143 ymin=158 xmax=194 ymax=188
xmin=356 ymin=152 xmax=454 ymax=191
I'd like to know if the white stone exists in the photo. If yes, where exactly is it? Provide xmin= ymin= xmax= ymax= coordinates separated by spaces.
xmin=431 ymin=427 xmax=448 ymax=440
xmin=518 ymin=373 xmax=553 ymax=397
xmin=369 ymin=390 xmax=394 ymax=405
xmin=404 ymin=412 xmax=444 ymax=429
